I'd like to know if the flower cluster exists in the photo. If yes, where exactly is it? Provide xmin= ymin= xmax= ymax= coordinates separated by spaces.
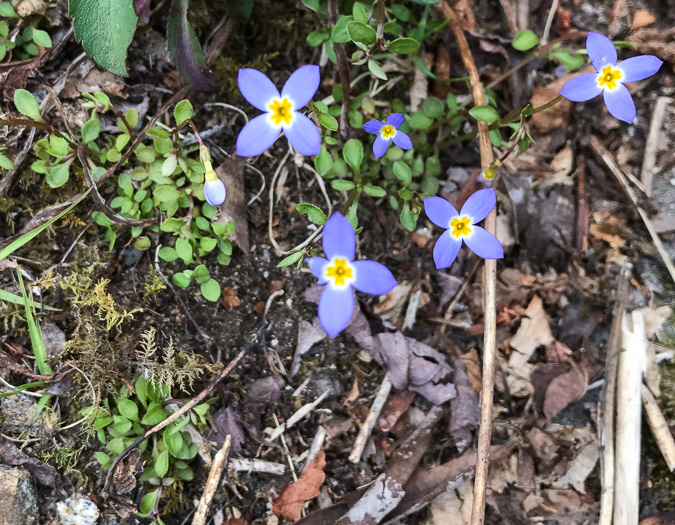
xmin=195 ymin=33 xmax=661 ymax=337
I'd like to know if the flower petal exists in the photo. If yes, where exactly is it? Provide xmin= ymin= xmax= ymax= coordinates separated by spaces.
xmin=284 ymin=112 xmax=321 ymax=156
xmin=391 ymin=130 xmax=412 ymax=150
xmin=424 ymin=196 xmax=459 ymax=228
xmin=281 ymin=65 xmax=320 ymax=108
xmin=307 ymin=257 xmax=330 ymax=285
xmin=363 ymin=120 xmax=384 ymax=134
xmin=238 ymin=68 xmax=280 ymax=112
xmin=464 ymin=225 xmax=504 ymax=260
xmin=603 ymin=83 xmax=636 ymax=123
xmin=372 ymin=135 xmax=390 ymax=158
xmin=322 ymin=212 xmax=356 ymax=260
xmin=204 ymin=179 xmax=226 ymax=206
xmin=318 ymin=285 xmax=354 ymax=338
xmin=236 ymin=114 xmax=281 ymax=157
xmin=560 ymin=73 xmax=603 ymax=102
xmin=619 ymin=55 xmax=663 ymax=83
xmin=433 ymin=232 xmax=462 ymax=269
xmin=352 ymin=260 xmax=397 ymax=295
xmin=587 ymin=32 xmax=617 ymax=70
xmin=461 ymin=188 xmax=496 ymax=224
xmin=386 ymin=113 xmax=405 ymax=128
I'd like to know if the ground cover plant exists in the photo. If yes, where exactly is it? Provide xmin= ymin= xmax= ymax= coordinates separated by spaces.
xmin=0 ymin=0 xmax=674 ymax=524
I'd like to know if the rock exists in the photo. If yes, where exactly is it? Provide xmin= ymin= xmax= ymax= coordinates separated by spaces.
xmin=0 ymin=465 xmax=39 ymax=525
xmin=0 ymin=394 xmax=57 ymax=431
xmin=56 ymin=495 xmax=100 ymax=525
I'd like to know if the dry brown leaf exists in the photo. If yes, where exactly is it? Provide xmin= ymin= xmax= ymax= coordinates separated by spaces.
xmin=373 ymin=281 xmax=413 ymax=321
xmin=273 ymin=451 xmax=326 ymax=521
xmin=458 ymin=349 xmax=481 ymax=393
xmin=430 ymin=481 xmax=472 ymax=525
xmin=632 ymin=9 xmax=656 ymax=30
xmin=589 ymin=211 xmax=630 ymax=249
xmin=551 ymin=441 xmax=599 ymax=493
xmin=535 ymin=143 xmax=573 ymax=187
xmin=532 ymin=360 xmax=589 ymax=421
xmin=376 ymin=391 xmax=415 ymax=432
xmin=640 ymin=511 xmax=675 ymax=525
xmin=451 ymin=0 xmax=476 ymax=31
xmin=343 ymin=376 xmax=360 ymax=406
xmin=530 ymin=73 xmax=578 ymax=130
xmin=217 ymin=158 xmax=250 ymax=253
xmin=221 ymin=287 xmax=241 ymax=309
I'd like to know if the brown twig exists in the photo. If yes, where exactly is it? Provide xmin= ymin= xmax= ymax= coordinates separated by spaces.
xmin=437 ymin=3 xmax=496 ymax=524
xmin=192 ymin=435 xmax=231 ymax=525
xmin=575 ymin=154 xmax=589 ymax=251
xmin=328 ymin=0 xmax=351 ymax=143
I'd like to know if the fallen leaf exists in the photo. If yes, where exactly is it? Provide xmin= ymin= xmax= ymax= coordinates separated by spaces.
xmin=217 ymin=157 xmax=250 ymax=253
xmin=530 ymin=73 xmax=582 ymax=130
xmin=535 ymin=142 xmax=573 ymax=187
xmin=268 ymin=280 xmax=285 ymax=294
xmin=273 ymin=451 xmax=326 ymax=521
xmin=430 ymin=481 xmax=472 ymax=525
xmin=458 ymin=349 xmax=482 ymax=393
xmin=221 ymin=287 xmax=241 ymax=309
xmin=632 ymin=9 xmax=655 ymax=30
xmin=343 ymin=376 xmax=360 ymax=406
xmin=374 ymin=281 xmax=413 ymax=322
xmin=531 ymin=360 xmax=588 ymax=421
xmin=112 ymin=448 xmax=143 ymax=494
xmin=291 ymin=318 xmax=326 ymax=377
xmin=589 ymin=211 xmax=631 ymax=249
xmin=551 ymin=441 xmax=599 ymax=493
xmin=376 ymin=391 xmax=416 ymax=432
xmin=449 ymin=356 xmax=480 ymax=453
xmin=640 ymin=511 xmax=675 ymax=525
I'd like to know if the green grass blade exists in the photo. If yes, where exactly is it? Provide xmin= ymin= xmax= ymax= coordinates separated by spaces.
xmin=0 ymin=288 xmax=58 ymax=311
xmin=17 ymin=270 xmax=52 ymax=375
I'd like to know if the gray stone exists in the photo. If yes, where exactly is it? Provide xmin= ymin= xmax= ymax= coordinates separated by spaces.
xmin=0 ymin=465 xmax=38 ymax=525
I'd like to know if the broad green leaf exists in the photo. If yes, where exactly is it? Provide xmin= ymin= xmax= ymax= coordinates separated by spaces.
xmin=400 ymin=202 xmax=418 ymax=231
xmin=69 ymin=0 xmax=138 ymax=76
xmin=46 ymin=163 xmax=70 ymax=188
xmin=31 ymin=29 xmax=52 ymax=48
xmin=363 ymin=184 xmax=386 ymax=197
xmin=295 ymin=203 xmax=327 ymax=225
xmin=332 ymin=179 xmax=356 ymax=191
xmin=347 ymin=21 xmax=376 ymax=46
xmin=96 ymin=452 xmax=112 ymax=469
xmin=139 ymin=490 xmax=159 ymax=515
xmin=164 ymin=426 xmax=185 ymax=456
xmin=315 ymin=150 xmax=333 ymax=176
xmin=166 ymin=0 xmax=216 ymax=91
xmin=422 ymin=97 xmax=444 ymax=119
xmin=14 ymin=89 xmax=42 ymax=121
xmin=343 ymin=139 xmax=363 ymax=173
xmin=469 ymin=105 xmax=500 ymax=124
xmin=117 ymin=399 xmax=140 ymax=422
xmin=155 ymin=449 xmax=169 ymax=477
xmin=200 ymin=278 xmax=220 ymax=302
xmin=135 ymin=376 xmax=148 ymax=408
xmin=367 ymin=59 xmax=387 ymax=80
xmin=0 ymin=154 xmax=14 ymax=171
xmin=332 ymin=15 xmax=352 ymax=43
xmin=409 ymin=110 xmax=433 ymax=130
xmin=0 ymin=2 xmax=19 ymax=17
xmin=81 ymin=119 xmax=101 ymax=143
xmin=175 ymin=238 xmax=194 ymax=263
xmin=173 ymin=273 xmax=191 ymax=288
xmin=154 ymin=185 xmax=181 ymax=202
xmin=388 ymin=37 xmax=420 ymax=54
xmin=277 ymin=251 xmax=304 ymax=268
xmin=141 ymin=402 xmax=170 ymax=425
xmin=174 ymin=99 xmax=193 ymax=125
xmin=352 ymin=2 xmax=367 ymax=24
xmin=158 ymin=246 xmax=179 ymax=262
xmin=393 ymin=161 xmax=412 ymax=184
xmin=512 ymin=29 xmax=540 ymax=51
xmin=318 ymin=113 xmax=338 ymax=131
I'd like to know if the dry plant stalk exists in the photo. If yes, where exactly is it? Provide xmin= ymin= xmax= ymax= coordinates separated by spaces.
xmin=437 ymin=3 xmax=497 ymax=524
xmin=192 ymin=435 xmax=231 ymax=525
xmin=348 ymin=373 xmax=392 ymax=463
xmin=642 ymin=384 xmax=675 ymax=471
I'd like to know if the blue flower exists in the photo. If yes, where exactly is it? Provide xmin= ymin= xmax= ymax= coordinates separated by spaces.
xmin=363 ymin=113 xmax=413 ymax=158
xmin=424 ymin=189 xmax=503 ymax=269
xmin=560 ymin=32 xmax=663 ymax=123
xmin=236 ymin=65 xmax=322 ymax=157
xmin=204 ymin=170 xmax=226 ymax=206
xmin=307 ymin=213 xmax=397 ymax=338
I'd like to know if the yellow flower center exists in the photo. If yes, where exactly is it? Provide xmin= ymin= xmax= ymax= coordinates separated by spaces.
xmin=597 ymin=65 xmax=622 ymax=91
xmin=380 ymin=125 xmax=396 ymax=139
xmin=269 ymin=98 xmax=293 ymax=126
xmin=450 ymin=216 xmax=472 ymax=239
xmin=325 ymin=258 xmax=354 ymax=287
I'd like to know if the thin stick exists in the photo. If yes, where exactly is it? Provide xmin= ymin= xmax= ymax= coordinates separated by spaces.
xmin=614 ymin=311 xmax=646 ymax=525
xmin=192 ymin=435 xmax=231 ymax=525
xmin=268 ymin=391 xmax=329 ymax=441
xmin=541 ymin=0 xmax=559 ymax=44
xmin=640 ymin=96 xmax=669 ymax=196
xmin=437 ymin=4 xmax=497 ymax=524
xmin=597 ymin=264 xmax=630 ymax=525
xmin=642 ymin=384 xmax=675 ymax=471
xmin=348 ymin=373 xmax=392 ymax=463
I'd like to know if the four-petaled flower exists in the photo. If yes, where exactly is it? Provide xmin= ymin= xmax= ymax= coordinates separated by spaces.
xmin=560 ymin=32 xmax=663 ymax=123
xmin=424 ymin=189 xmax=503 ymax=269
xmin=237 ymin=65 xmax=322 ymax=157
xmin=363 ymin=114 xmax=413 ymax=159
xmin=307 ymin=212 xmax=397 ymax=338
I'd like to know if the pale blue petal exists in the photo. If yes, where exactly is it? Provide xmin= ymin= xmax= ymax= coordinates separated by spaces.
xmin=560 ymin=73 xmax=603 ymax=102
xmin=424 ymin=196 xmax=459 ymax=228
xmin=464 ymin=225 xmax=503 ymax=260
xmin=603 ymin=84 xmax=636 ymax=123
xmin=386 ymin=113 xmax=405 ymax=128
xmin=285 ymin=112 xmax=321 ymax=156
xmin=373 ymin=135 xmax=390 ymax=158
xmin=363 ymin=120 xmax=384 ymax=134
xmin=281 ymin=65 xmax=320 ymax=108
xmin=307 ymin=257 xmax=330 ymax=285
xmin=461 ymin=188 xmax=496 ymax=224
xmin=322 ymin=212 xmax=356 ymax=260
xmin=318 ymin=285 xmax=354 ymax=338
xmin=204 ymin=179 xmax=226 ymax=206
xmin=433 ymin=232 xmax=462 ymax=269
xmin=236 ymin=114 xmax=281 ymax=157
xmin=391 ymin=130 xmax=412 ymax=150
xmin=352 ymin=260 xmax=397 ymax=295
xmin=587 ymin=32 xmax=617 ymax=71
xmin=619 ymin=55 xmax=663 ymax=83
xmin=238 ymin=69 xmax=280 ymax=112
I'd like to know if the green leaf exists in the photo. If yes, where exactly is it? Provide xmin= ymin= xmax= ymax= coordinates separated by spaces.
xmin=422 ymin=97 xmax=444 ymax=119
xmin=201 ymin=279 xmax=221 ymax=302
xmin=0 ymin=2 xmax=19 ymax=17
xmin=347 ymin=21 xmax=376 ymax=46
xmin=174 ymin=99 xmax=193 ymax=125
xmin=96 ymin=452 xmax=112 ymax=470
xmin=315 ymin=150 xmax=333 ymax=176
xmin=31 ymin=29 xmax=52 ymax=48
xmin=46 ymin=163 xmax=70 ymax=188
xmin=135 ymin=376 xmax=148 ymax=408
xmin=388 ymin=37 xmax=420 ymax=54
xmin=162 ymin=155 xmax=178 ymax=177
xmin=277 ymin=251 xmax=304 ymax=268
xmin=14 ymin=89 xmax=42 ymax=121
xmin=393 ymin=161 xmax=412 ymax=184
xmin=113 ymin=415 xmax=132 ymax=434
xmin=400 ymin=202 xmax=418 ymax=231
xmin=332 ymin=179 xmax=356 ymax=191
xmin=0 ymin=154 xmax=14 ymax=171
xmin=139 ymin=489 xmax=159 ymax=516
xmin=155 ymin=449 xmax=169 ymax=478
xmin=549 ymin=49 xmax=584 ymax=71
xmin=81 ymin=118 xmax=101 ymax=143
xmin=469 ymin=105 xmax=500 ymax=124
xmin=158 ymin=246 xmax=179 ymax=262
xmin=363 ymin=184 xmax=386 ymax=197
xmin=69 ymin=0 xmax=138 ymax=76
xmin=117 ymin=399 xmax=140 ymax=422
xmin=154 ymin=185 xmax=181 ymax=202
xmin=512 ymin=29 xmax=540 ymax=51
xmin=332 ymin=15 xmax=352 ymax=43
xmin=166 ymin=0 xmax=216 ymax=91
xmin=173 ymin=272 xmax=191 ymax=287
xmin=409 ymin=110 xmax=433 ymax=130
xmin=318 ymin=113 xmax=338 ymax=131
xmin=48 ymin=136 xmax=70 ymax=158
xmin=343 ymin=139 xmax=363 ymax=173
xmin=141 ymin=402 xmax=170 ymax=425
xmin=175 ymin=238 xmax=194 ymax=263
xmin=307 ymin=30 xmax=327 ymax=47
xmin=367 ymin=59 xmax=387 ymax=80
xmin=94 ymin=414 xmax=113 ymax=429
xmin=426 ymin=156 xmax=441 ymax=176
xmin=199 ymin=237 xmax=217 ymax=252
xmin=164 ymin=426 xmax=185 ymax=456
xmin=295 ymin=203 xmax=327 ymax=225
xmin=352 ymin=2 xmax=368 ymax=24
xmin=106 ymin=437 xmax=126 ymax=455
